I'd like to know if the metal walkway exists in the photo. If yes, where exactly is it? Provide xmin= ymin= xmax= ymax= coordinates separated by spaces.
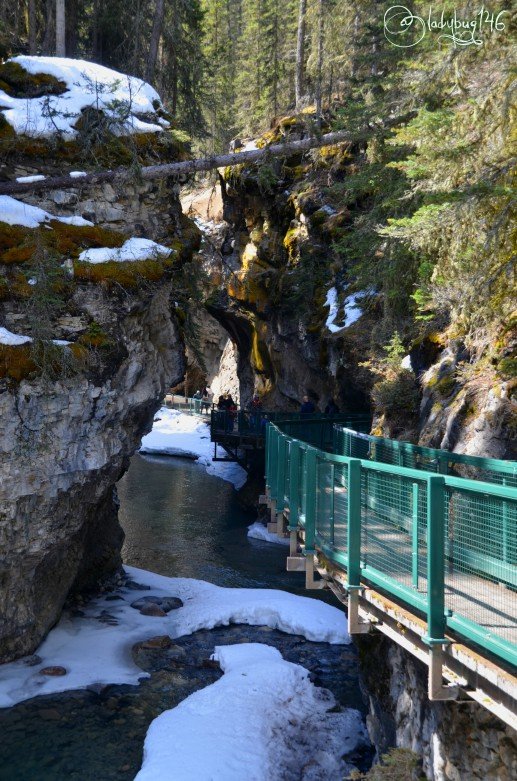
xmin=264 ymin=419 xmax=517 ymax=727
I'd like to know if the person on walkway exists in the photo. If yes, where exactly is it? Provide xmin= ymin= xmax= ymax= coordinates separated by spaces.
xmin=249 ymin=394 xmax=263 ymax=432
xmin=192 ymin=389 xmax=202 ymax=414
xmin=226 ymin=394 xmax=237 ymax=432
xmin=324 ymin=398 xmax=339 ymax=415
xmin=202 ymin=386 xmax=213 ymax=414
xmin=300 ymin=395 xmax=316 ymax=414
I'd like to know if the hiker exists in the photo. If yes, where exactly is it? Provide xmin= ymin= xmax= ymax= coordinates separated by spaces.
xmin=325 ymin=398 xmax=339 ymax=415
xmin=300 ymin=395 xmax=316 ymax=414
xmin=226 ymin=394 xmax=237 ymax=431
xmin=192 ymin=389 xmax=202 ymax=414
xmin=202 ymin=386 xmax=213 ymax=414
xmin=249 ymin=394 xmax=263 ymax=432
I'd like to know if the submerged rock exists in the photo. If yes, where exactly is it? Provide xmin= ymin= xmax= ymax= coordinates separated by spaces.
xmin=131 ymin=595 xmax=184 ymax=612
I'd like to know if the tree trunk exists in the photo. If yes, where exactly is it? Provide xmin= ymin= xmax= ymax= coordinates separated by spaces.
xmin=65 ymin=0 xmax=78 ymax=58
xmin=28 ymin=0 xmax=37 ymax=54
xmin=55 ymin=0 xmax=65 ymax=56
xmin=146 ymin=0 xmax=165 ymax=83
xmin=42 ymin=0 xmax=54 ymax=55
xmin=315 ymin=0 xmax=325 ymax=127
xmin=295 ymin=0 xmax=307 ymax=109
xmin=0 ymin=130 xmax=353 ymax=197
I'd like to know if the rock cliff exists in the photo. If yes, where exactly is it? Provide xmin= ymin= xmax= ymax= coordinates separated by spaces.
xmin=359 ymin=634 xmax=517 ymax=781
xmin=0 ymin=57 xmax=198 ymax=661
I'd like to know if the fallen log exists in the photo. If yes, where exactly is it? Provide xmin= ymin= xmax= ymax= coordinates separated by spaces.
xmin=0 ymin=130 xmax=353 ymax=197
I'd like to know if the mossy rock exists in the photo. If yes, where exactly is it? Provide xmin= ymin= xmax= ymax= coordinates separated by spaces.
xmin=0 ymin=62 xmax=67 ymax=98
xmin=309 ymin=209 xmax=327 ymax=228
xmin=251 ymin=328 xmax=273 ymax=375
xmin=77 ymin=321 xmax=112 ymax=349
xmin=0 ymin=221 xmax=127 ymax=266
xmin=497 ymin=357 xmax=517 ymax=380
xmin=73 ymin=256 xmax=175 ymax=288
xmin=0 ymin=112 xmax=15 ymax=139
xmin=0 ymin=344 xmax=37 ymax=381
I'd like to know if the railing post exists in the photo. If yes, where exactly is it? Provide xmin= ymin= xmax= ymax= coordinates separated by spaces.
xmin=412 ymin=482 xmax=419 ymax=589
xmin=330 ymin=462 xmax=335 ymax=547
xmin=347 ymin=459 xmax=370 ymax=633
xmin=288 ymin=443 xmax=301 ymax=558
xmin=426 ymin=474 xmax=458 ymax=700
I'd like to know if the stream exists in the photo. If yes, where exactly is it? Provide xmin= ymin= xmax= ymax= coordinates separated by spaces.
xmin=0 ymin=454 xmax=371 ymax=780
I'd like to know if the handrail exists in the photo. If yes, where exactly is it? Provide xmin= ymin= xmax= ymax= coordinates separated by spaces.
xmin=266 ymin=419 xmax=517 ymax=668
xmin=334 ymin=426 xmax=516 ymax=485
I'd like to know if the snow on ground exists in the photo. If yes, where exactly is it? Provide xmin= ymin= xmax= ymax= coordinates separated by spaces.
xmin=140 ymin=407 xmax=247 ymax=489
xmin=343 ymin=293 xmax=363 ymax=327
xmin=1 ymin=56 xmax=166 ymax=138
xmin=0 ymin=195 xmax=93 ymax=228
xmin=0 ymin=565 xmax=350 ymax=708
xmin=247 ymin=521 xmax=290 ymax=546
xmin=69 ymin=171 xmax=87 ymax=178
xmin=325 ymin=287 xmax=363 ymax=332
xmin=78 ymin=238 xmax=172 ymax=264
xmin=15 ymin=174 xmax=46 ymax=183
xmin=401 ymin=354 xmax=413 ymax=371
xmin=0 ymin=326 xmax=69 ymax=347
xmin=136 ymin=643 xmax=368 ymax=781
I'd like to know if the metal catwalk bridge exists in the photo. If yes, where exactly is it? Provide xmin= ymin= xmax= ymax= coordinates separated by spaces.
xmin=263 ymin=418 xmax=517 ymax=728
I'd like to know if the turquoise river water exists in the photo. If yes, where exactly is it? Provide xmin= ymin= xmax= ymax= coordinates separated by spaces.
xmin=0 ymin=454 xmax=370 ymax=780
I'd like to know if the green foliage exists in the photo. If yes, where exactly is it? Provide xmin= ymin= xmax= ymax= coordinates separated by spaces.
xmin=351 ymin=747 xmax=425 ymax=780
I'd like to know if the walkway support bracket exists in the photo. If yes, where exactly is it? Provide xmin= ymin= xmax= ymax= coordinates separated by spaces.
xmin=348 ymin=587 xmax=372 ymax=634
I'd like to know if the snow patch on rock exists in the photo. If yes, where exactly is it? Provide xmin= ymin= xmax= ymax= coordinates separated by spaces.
xmin=140 ymin=407 xmax=246 ymax=489
xmin=78 ymin=238 xmax=173 ymax=264
xmin=0 ymin=56 xmax=166 ymax=138
xmin=0 ymin=195 xmax=93 ymax=228
xmin=0 ymin=326 xmax=69 ymax=347
xmin=325 ymin=286 xmax=363 ymax=332
xmin=0 ymin=565 xmax=350 ymax=708
xmin=136 ymin=642 xmax=368 ymax=781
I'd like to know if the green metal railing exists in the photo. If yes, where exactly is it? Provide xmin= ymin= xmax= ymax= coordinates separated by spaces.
xmin=334 ymin=427 xmax=517 ymax=486
xmin=266 ymin=420 xmax=517 ymax=669
xmin=212 ymin=410 xmax=371 ymax=441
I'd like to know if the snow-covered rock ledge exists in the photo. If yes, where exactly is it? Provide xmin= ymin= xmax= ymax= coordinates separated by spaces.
xmin=0 ymin=566 xmax=350 ymax=708
xmin=136 ymin=643 xmax=368 ymax=781
xmin=140 ymin=407 xmax=247 ymax=489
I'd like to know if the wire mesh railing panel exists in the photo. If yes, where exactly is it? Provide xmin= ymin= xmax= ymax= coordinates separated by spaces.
xmin=361 ymin=468 xmax=426 ymax=591
xmin=334 ymin=426 xmax=516 ymax=486
xmin=333 ymin=463 xmax=349 ymax=554
xmin=315 ymin=458 xmax=334 ymax=547
xmin=444 ymin=485 xmax=517 ymax=646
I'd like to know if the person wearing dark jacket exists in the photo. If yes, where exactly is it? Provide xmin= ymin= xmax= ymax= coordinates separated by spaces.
xmin=300 ymin=395 xmax=316 ymax=414
xmin=324 ymin=398 xmax=339 ymax=415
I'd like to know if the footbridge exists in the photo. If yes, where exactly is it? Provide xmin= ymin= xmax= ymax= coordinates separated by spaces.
xmin=263 ymin=419 xmax=517 ymax=728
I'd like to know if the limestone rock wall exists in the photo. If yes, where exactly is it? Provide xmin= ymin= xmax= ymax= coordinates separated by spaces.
xmin=0 ymin=280 xmax=184 ymax=662
xmin=359 ymin=634 xmax=517 ymax=780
